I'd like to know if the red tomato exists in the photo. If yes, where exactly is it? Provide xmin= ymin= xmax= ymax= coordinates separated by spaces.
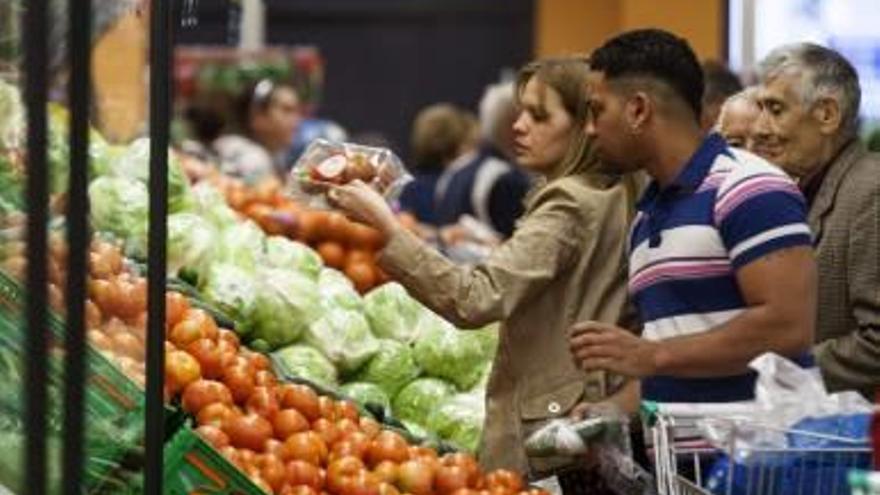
xmin=273 ymin=408 xmax=310 ymax=440
xmin=254 ymin=369 xmax=278 ymax=388
xmin=165 ymin=291 xmax=190 ymax=328
xmin=246 ymin=386 xmax=281 ymax=418
xmin=312 ymin=418 xmax=341 ymax=446
xmin=281 ymin=485 xmax=319 ymax=495
xmin=359 ymin=417 xmax=381 ymax=439
xmin=434 ymin=464 xmax=471 ymax=494
xmin=283 ymin=431 xmax=329 ymax=465
xmin=224 ymin=413 xmax=274 ymax=452
xmin=196 ymin=425 xmax=230 ymax=450
xmin=318 ymin=396 xmax=337 ymax=421
xmin=218 ymin=328 xmax=241 ymax=348
xmin=397 ymin=459 xmax=435 ymax=495
xmin=261 ymin=454 xmax=288 ymax=492
xmin=196 ymin=402 xmax=235 ymax=428
xmin=185 ymin=338 xmax=225 ymax=379
xmin=265 ymin=438 xmax=286 ymax=459
xmin=326 ymin=456 xmax=366 ymax=494
xmin=277 ymin=384 xmax=321 ymax=421
xmin=170 ymin=317 xmax=205 ymax=348
xmin=373 ymin=460 xmax=399 ymax=485
xmin=484 ymin=470 xmax=523 ymax=494
xmin=367 ymin=430 xmax=410 ymax=467
xmin=286 ymin=459 xmax=324 ymax=489
xmin=223 ymin=363 xmax=257 ymax=404
xmin=442 ymin=453 xmax=480 ymax=487
xmin=165 ymin=349 xmax=202 ymax=394
xmin=181 ymin=379 xmax=233 ymax=414
xmin=335 ymin=400 xmax=360 ymax=422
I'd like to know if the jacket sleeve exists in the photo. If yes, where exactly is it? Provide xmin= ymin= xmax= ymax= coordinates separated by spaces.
xmin=378 ymin=185 xmax=591 ymax=329
xmin=814 ymin=185 xmax=880 ymax=395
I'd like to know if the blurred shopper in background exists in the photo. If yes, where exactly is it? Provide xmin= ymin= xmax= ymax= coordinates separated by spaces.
xmin=753 ymin=43 xmax=880 ymax=398
xmin=700 ymin=60 xmax=744 ymax=132
xmin=398 ymin=103 xmax=475 ymax=226
xmin=715 ymin=87 xmax=760 ymax=149
xmin=434 ymin=82 xmax=533 ymax=238
xmin=214 ymin=79 xmax=304 ymax=182
xmin=571 ymin=29 xmax=815 ymax=404
xmin=330 ymin=57 xmax=642 ymax=486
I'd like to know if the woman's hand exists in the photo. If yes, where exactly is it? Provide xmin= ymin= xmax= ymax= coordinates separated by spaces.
xmin=328 ymin=180 xmax=399 ymax=237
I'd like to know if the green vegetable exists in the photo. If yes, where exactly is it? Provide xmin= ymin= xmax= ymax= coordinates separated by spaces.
xmin=47 ymin=103 xmax=70 ymax=194
xmin=428 ymin=393 xmax=485 ymax=453
xmin=354 ymin=339 xmax=421 ymax=397
xmin=363 ymin=282 xmax=425 ymax=343
xmin=0 ymin=79 xmax=24 ymax=150
xmin=340 ymin=382 xmax=391 ymax=414
xmin=200 ymin=263 xmax=259 ymax=329
xmin=89 ymin=176 xmax=148 ymax=251
xmin=263 ymin=236 xmax=323 ymax=279
xmin=273 ymin=344 xmax=338 ymax=388
xmin=318 ymin=268 xmax=363 ymax=312
xmin=303 ymin=309 xmax=378 ymax=374
xmin=248 ymin=268 xmax=321 ymax=349
xmin=189 ymin=181 xmax=239 ymax=229
xmin=413 ymin=313 xmax=492 ymax=391
xmin=209 ymin=220 xmax=266 ymax=272
xmin=392 ymin=378 xmax=455 ymax=426
xmin=167 ymin=212 xmax=216 ymax=277
xmin=114 ymin=137 xmax=193 ymax=213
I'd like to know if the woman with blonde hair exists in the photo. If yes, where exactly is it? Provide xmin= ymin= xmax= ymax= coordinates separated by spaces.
xmin=330 ymin=57 xmax=642 ymax=484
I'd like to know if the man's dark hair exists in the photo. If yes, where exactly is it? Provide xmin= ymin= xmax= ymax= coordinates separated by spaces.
xmin=702 ymin=60 xmax=743 ymax=108
xmin=590 ymin=29 xmax=705 ymax=121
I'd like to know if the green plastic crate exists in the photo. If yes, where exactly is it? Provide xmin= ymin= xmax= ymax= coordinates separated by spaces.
xmin=164 ymin=427 xmax=267 ymax=495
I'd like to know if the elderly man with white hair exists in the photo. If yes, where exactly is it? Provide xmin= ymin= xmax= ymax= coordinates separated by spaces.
xmin=752 ymin=42 xmax=880 ymax=398
xmin=715 ymin=88 xmax=760 ymax=150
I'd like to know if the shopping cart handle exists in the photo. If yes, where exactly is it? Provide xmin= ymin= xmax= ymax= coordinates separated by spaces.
xmin=639 ymin=401 xmax=660 ymax=426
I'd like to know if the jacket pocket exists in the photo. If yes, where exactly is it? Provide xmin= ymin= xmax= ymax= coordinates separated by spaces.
xmin=519 ymin=379 xmax=587 ymax=421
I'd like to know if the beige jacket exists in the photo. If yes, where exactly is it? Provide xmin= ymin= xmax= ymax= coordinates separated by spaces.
xmin=379 ymin=172 xmax=636 ymax=477
xmin=810 ymin=141 xmax=880 ymax=399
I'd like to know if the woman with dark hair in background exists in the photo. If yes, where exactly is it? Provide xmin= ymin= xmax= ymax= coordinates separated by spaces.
xmin=329 ymin=57 xmax=642 ymax=488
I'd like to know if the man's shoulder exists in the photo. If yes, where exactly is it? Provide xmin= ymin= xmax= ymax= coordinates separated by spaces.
xmin=839 ymin=148 xmax=880 ymax=197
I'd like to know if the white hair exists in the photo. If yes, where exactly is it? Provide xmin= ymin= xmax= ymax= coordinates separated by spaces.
xmin=478 ymin=81 xmax=516 ymax=147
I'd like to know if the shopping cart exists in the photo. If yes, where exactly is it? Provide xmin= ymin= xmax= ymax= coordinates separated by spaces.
xmin=642 ymin=401 xmax=873 ymax=495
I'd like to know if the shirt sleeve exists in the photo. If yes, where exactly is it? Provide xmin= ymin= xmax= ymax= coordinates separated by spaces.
xmin=487 ymin=171 xmax=530 ymax=237
xmin=378 ymin=184 xmax=589 ymax=329
xmin=714 ymin=169 xmax=813 ymax=269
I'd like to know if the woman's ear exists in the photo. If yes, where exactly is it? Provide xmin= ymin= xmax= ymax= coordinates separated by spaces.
xmin=813 ymin=96 xmax=843 ymax=136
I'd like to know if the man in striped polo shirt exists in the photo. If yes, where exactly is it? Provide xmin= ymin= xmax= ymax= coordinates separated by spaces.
xmin=569 ymin=29 xmax=817 ymax=403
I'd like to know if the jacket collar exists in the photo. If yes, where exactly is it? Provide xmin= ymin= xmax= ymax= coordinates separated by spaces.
xmin=808 ymin=139 xmax=868 ymax=241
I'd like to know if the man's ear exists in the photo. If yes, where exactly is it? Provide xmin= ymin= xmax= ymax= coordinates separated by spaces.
xmin=626 ymin=91 xmax=652 ymax=134
xmin=813 ymin=96 xmax=843 ymax=136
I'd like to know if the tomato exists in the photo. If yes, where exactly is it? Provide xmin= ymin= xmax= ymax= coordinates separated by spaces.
xmin=196 ymin=402 xmax=235 ymax=428
xmin=346 ymin=249 xmax=374 ymax=266
xmin=336 ymin=418 xmax=360 ymax=440
xmin=359 ymin=417 xmax=381 ymax=439
xmin=344 ymin=261 xmax=376 ymax=294
xmin=434 ymin=464 xmax=471 ymax=494
xmin=245 ymin=350 xmax=272 ymax=371
xmin=367 ymin=430 xmax=410 ymax=467
xmin=265 ymin=438 xmax=287 ymax=459
xmin=222 ymin=363 xmax=257 ymax=404
xmin=330 ymin=438 xmax=370 ymax=463
xmin=85 ymin=300 xmax=102 ymax=329
xmin=215 ymin=339 xmax=239 ymax=369
xmin=165 ymin=349 xmax=202 ymax=394
xmin=185 ymin=338 xmax=224 ymax=379
xmin=317 ymin=242 xmax=346 ymax=269
xmin=349 ymin=471 xmax=381 ymax=495
xmin=441 ymin=453 xmax=480 ymax=487
xmin=113 ymin=280 xmax=142 ymax=319
xmin=113 ymin=330 xmax=146 ymax=361
xmin=224 ymin=413 xmax=274 ymax=452
xmin=286 ymin=459 xmax=324 ymax=489
xmin=261 ymin=454 xmax=288 ymax=492
xmin=396 ymin=459 xmax=435 ymax=495
xmin=250 ymin=475 xmax=273 ymax=494
xmin=220 ymin=445 xmax=244 ymax=469
xmin=218 ymin=328 xmax=241 ymax=348
xmin=281 ymin=485 xmax=319 ymax=495
xmin=348 ymin=223 xmax=385 ymax=251
xmin=273 ymin=408 xmax=310 ymax=440
xmin=327 ymin=456 xmax=366 ymax=494
xmin=246 ymin=386 xmax=280 ymax=419
xmin=312 ymin=418 xmax=341 ymax=446
xmin=372 ymin=461 xmax=399 ymax=485
xmin=87 ymin=329 xmax=112 ymax=351
xmin=88 ymin=279 xmax=119 ymax=316
xmin=484 ymin=470 xmax=523 ymax=494
xmin=335 ymin=400 xmax=360 ymax=422
xmin=283 ymin=431 xmax=329 ymax=466
xmin=181 ymin=379 xmax=233 ymax=413
xmin=185 ymin=308 xmax=220 ymax=340
xmin=165 ymin=291 xmax=190 ymax=328
xmin=378 ymin=482 xmax=401 ymax=495
xmin=408 ymin=446 xmax=439 ymax=463
xmin=278 ymin=384 xmax=321 ymax=421
xmin=254 ymin=369 xmax=278 ymax=388
xmin=196 ymin=425 xmax=230 ymax=450
xmin=170 ymin=317 xmax=205 ymax=348
xmin=128 ymin=278 xmax=148 ymax=316
xmin=324 ymin=212 xmax=352 ymax=243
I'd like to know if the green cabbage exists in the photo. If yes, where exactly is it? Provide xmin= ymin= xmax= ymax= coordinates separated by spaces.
xmin=318 ymin=268 xmax=364 ymax=312
xmin=392 ymin=378 xmax=455 ymax=426
xmin=273 ymin=344 xmax=338 ymax=388
xmin=428 ymin=393 xmax=485 ymax=452
xmin=303 ymin=309 xmax=378 ymax=374
xmin=413 ymin=313 xmax=492 ymax=391
xmin=200 ymin=263 xmax=259 ymax=328
xmin=0 ymin=79 xmax=24 ymax=149
xmin=167 ymin=213 xmax=216 ymax=277
xmin=363 ymin=282 xmax=425 ymax=343
xmin=340 ymin=382 xmax=391 ymax=413
xmin=209 ymin=220 xmax=266 ymax=271
xmin=88 ymin=176 xmax=148 ymax=244
xmin=114 ymin=137 xmax=193 ymax=213
xmin=263 ymin=236 xmax=323 ymax=279
xmin=189 ymin=181 xmax=239 ymax=229
xmin=354 ymin=339 xmax=421 ymax=397
xmin=248 ymin=268 xmax=322 ymax=349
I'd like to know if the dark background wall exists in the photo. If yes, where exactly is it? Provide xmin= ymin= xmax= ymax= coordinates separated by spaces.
xmin=176 ymin=0 xmax=534 ymax=162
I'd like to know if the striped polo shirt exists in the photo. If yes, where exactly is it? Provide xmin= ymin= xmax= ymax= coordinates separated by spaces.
xmin=630 ymin=133 xmax=813 ymax=403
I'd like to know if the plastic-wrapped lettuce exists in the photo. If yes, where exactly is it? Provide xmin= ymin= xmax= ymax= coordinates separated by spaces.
xmin=413 ymin=313 xmax=491 ymax=391
xmin=114 ymin=137 xmax=193 ymax=212
xmin=303 ymin=309 xmax=378 ymax=374
xmin=0 ymin=79 xmax=24 ymax=149
xmin=428 ymin=393 xmax=486 ymax=452
xmin=248 ymin=268 xmax=322 ymax=350
xmin=167 ymin=213 xmax=216 ymax=277
xmin=273 ymin=344 xmax=338 ymax=388
xmin=340 ymin=382 xmax=391 ymax=413
xmin=200 ymin=263 xmax=259 ymax=329
xmin=392 ymin=377 xmax=455 ymax=426
xmin=363 ymin=282 xmax=425 ymax=343
xmin=354 ymin=339 xmax=421 ymax=397
xmin=209 ymin=220 xmax=266 ymax=271
xmin=318 ymin=268 xmax=364 ymax=311
xmin=263 ymin=236 xmax=323 ymax=279
xmin=89 ymin=176 xmax=148 ymax=245
xmin=189 ymin=181 xmax=239 ymax=229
